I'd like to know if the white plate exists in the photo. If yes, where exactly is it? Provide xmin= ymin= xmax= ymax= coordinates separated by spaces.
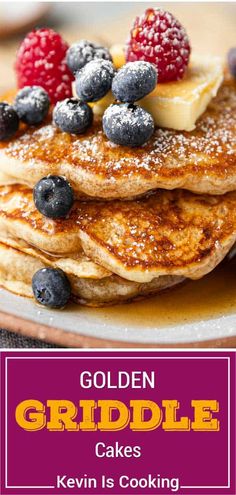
xmin=0 ymin=287 xmax=235 ymax=347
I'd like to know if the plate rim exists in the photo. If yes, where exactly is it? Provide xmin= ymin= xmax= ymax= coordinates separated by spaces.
xmin=1 ymin=309 xmax=236 ymax=348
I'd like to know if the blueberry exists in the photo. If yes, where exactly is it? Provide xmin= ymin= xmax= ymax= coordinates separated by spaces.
xmin=53 ymin=98 xmax=93 ymax=134
xmin=32 ymin=268 xmax=71 ymax=308
xmin=75 ymin=59 xmax=115 ymax=102
xmin=33 ymin=175 xmax=74 ymax=219
xmin=103 ymin=103 xmax=154 ymax=147
xmin=228 ymin=48 xmax=236 ymax=78
xmin=0 ymin=102 xmax=19 ymax=140
xmin=112 ymin=61 xmax=157 ymax=103
xmin=15 ymin=86 xmax=50 ymax=125
xmin=66 ymin=39 xmax=112 ymax=74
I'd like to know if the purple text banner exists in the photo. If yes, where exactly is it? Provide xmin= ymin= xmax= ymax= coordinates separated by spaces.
xmin=0 ymin=351 xmax=235 ymax=495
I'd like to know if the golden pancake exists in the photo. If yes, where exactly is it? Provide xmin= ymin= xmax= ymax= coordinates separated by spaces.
xmin=0 ymin=78 xmax=236 ymax=198
xmin=0 ymin=239 xmax=183 ymax=306
xmin=0 ymin=185 xmax=235 ymax=283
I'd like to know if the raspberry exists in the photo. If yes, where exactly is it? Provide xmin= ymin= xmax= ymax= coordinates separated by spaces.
xmin=126 ymin=8 xmax=191 ymax=83
xmin=15 ymin=28 xmax=74 ymax=104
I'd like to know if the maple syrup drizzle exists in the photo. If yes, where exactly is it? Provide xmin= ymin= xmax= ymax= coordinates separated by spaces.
xmin=87 ymin=257 xmax=236 ymax=328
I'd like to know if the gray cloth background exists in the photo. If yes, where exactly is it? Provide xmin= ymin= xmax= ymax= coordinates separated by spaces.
xmin=0 ymin=329 xmax=61 ymax=348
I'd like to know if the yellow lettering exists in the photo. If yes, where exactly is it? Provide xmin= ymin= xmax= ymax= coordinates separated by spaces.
xmin=47 ymin=400 xmax=78 ymax=431
xmin=192 ymin=400 xmax=220 ymax=430
xmin=80 ymin=400 xmax=97 ymax=431
xmin=15 ymin=400 xmax=46 ymax=431
xmin=130 ymin=400 xmax=162 ymax=431
xmin=98 ymin=400 xmax=130 ymax=431
xmin=162 ymin=400 xmax=190 ymax=431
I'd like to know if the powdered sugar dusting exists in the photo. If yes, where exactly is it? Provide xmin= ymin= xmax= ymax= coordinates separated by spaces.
xmin=75 ymin=59 xmax=115 ymax=103
xmin=1 ymin=79 xmax=236 ymax=197
xmin=112 ymin=61 xmax=157 ymax=102
xmin=15 ymin=28 xmax=74 ymax=104
xmin=104 ymin=103 xmax=153 ymax=130
xmin=126 ymin=8 xmax=191 ymax=82
xmin=66 ymin=40 xmax=112 ymax=74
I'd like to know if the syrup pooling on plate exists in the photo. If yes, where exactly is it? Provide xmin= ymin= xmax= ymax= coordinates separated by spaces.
xmin=89 ymin=257 xmax=236 ymax=328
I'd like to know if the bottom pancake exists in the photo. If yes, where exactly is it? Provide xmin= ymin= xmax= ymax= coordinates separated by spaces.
xmin=0 ymin=241 xmax=184 ymax=306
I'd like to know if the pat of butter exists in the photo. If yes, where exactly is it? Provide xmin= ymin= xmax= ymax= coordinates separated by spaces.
xmin=73 ymin=53 xmax=224 ymax=131
xmin=140 ymin=54 xmax=224 ymax=131
xmin=110 ymin=43 xmax=126 ymax=68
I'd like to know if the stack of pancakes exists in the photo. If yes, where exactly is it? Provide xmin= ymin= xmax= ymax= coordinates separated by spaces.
xmin=0 ymin=77 xmax=236 ymax=306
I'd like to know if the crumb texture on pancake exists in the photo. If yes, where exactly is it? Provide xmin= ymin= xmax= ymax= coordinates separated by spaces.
xmin=0 ymin=78 xmax=236 ymax=197
xmin=0 ymin=185 xmax=235 ymax=283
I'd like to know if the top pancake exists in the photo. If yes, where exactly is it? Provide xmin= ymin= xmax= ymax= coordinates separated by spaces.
xmin=0 ymin=78 xmax=236 ymax=199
